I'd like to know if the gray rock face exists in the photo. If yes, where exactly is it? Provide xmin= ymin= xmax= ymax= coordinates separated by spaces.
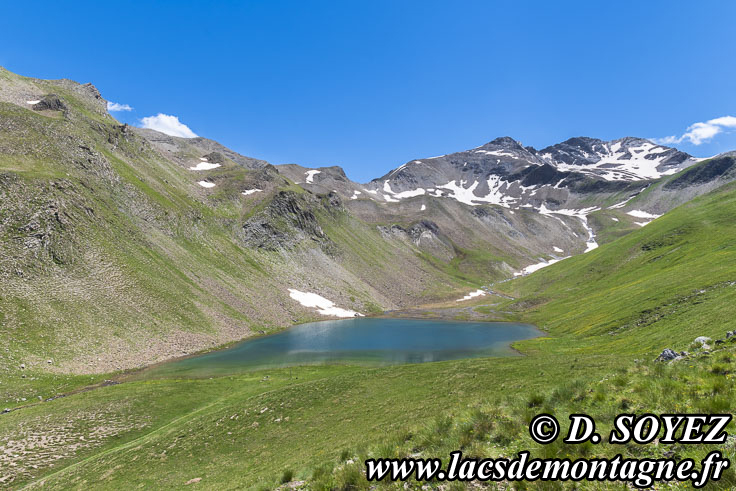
xmin=203 ymin=151 xmax=226 ymax=164
xmin=361 ymin=136 xmax=695 ymax=212
xmin=377 ymin=220 xmax=455 ymax=262
xmin=656 ymin=348 xmax=679 ymax=362
xmin=694 ymin=336 xmax=712 ymax=345
xmin=240 ymin=191 xmax=331 ymax=251
xmin=539 ymin=137 xmax=691 ymax=179
xmin=664 ymin=155 xmax=736 ymax=190
xmin=134 ymin=128 xmax=268 ymax=170
xmin=370 ymin=136 xmax=554 ymax=204
xmin=32 ymin=94 xmax=67 ymax=112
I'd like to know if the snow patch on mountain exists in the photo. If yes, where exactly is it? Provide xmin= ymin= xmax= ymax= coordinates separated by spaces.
xmin=437 ymin=180 xmax=482 ymax=206
xmin=540 ymin=139 xmax=685 ymax=181
xmin=609 ymin=197 xmax=635 ymax=209
xmin=288 ymin=289 xmax=363 ymax=318
xmin=456 ymin=289 xmax=486 ymax=302
xmin=537 ymin=205 xmax=600 ymax=252
xmin=305 ymin=170 xmax=321 ymax=183
xmin=190 ymin=162 xmax=221 ymax=170
xmin=626 ymin=210 xmax=662 ymax=219
xmin=474 ymin=149 xmax=518 ymax=158
xmin=514 ymin=257 xmax=566 ymax=277
xmin=383 ymin=181 xmax=427 ymax=199
xmin=434 ymin=177 xmax=520 ymax=207
xmin=627 ymin=209 xmax=662 ymax=227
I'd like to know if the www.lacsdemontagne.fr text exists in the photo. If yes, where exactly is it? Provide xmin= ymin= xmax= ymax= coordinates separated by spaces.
xmin=365 ymin=450 xmax=730 ymax=488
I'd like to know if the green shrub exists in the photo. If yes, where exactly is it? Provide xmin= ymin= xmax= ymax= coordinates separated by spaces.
xmin=527 ymin=393 xmax=545 ymax=408
xmin=280 ymin=469 xmax=294 ymax=484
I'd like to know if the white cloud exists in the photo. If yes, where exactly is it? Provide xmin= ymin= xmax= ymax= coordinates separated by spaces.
xmin=107 ymin=101 xmax=133 ymax=112
xmin=655 ymin=115 xmax=736 ymax=146
xmin=140 ymin=113 xmax=198 ymax=138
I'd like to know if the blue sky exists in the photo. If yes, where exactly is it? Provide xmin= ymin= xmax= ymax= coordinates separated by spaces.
xmin=2 ymin=1 xmax=735 ymax=182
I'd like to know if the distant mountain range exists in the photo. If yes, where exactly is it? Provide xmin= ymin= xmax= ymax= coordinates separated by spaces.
xmin=277 ymin=135 xmax=730 ymax=267
xmin=279 ymin=135 xmax=700 ymax=210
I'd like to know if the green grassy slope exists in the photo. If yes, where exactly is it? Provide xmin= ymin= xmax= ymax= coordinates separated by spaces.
xmin=297 ymin=167 xmax=736 ymax=490
xmin=502 ymin=179 xmax=736 ymax=354
xmin=4 ymin=67 xmax=736 ymax=489
xmin=4 ymin=159 xmax=736 ymax=490
xmin=1 ymin=69 xmax=485 ymax=407
xmin=297 ymin=163 xmax=736 ymax=489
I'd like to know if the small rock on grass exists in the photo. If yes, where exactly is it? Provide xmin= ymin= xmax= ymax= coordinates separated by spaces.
xmin=185 ymin=477 xmax=202 ymax=485
xmin=656 ymin=348 xmax=678 ymax=362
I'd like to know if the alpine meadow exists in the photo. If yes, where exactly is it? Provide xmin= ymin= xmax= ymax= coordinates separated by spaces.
xmin=2 ymin=3 xmax=736 ymax=489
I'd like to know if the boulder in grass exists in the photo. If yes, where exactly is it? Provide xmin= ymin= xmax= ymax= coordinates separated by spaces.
xmin=694 ymin=336 xmax=711 ymax=346
xmin=656 ymin=348 xmax=678 ymax=362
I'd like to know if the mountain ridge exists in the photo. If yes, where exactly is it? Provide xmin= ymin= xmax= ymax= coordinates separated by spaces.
xmin=280 ymin=134 xmax=701 ymax=208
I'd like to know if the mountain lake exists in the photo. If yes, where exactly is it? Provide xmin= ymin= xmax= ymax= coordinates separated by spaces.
xmin=138 ymin=318 xmax=542 ymax=378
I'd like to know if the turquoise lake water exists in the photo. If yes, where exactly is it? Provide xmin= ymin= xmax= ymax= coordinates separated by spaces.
xmin=141 ymin=318 xmax=541 ymax=378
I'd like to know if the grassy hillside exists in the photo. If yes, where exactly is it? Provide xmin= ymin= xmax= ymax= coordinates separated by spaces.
xmin=3 ymin=156 xmax=736 ymax=489
xmin=502 ymin=178 xmax=736 ymax=354
xmin=1 ymin=69 xmax=492 ymax=406
xmin=3 ymin=67 xmax=736 ymax=489
xmin=296 ymin=165 xmax=736 ymax=490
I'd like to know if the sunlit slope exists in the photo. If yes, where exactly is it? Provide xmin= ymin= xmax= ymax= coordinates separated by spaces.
xmin=6 ymin=150 xmax=736 ymax=491
xmin=0 ymin=69 xmax=477 ymax=405
xmin=502 ymin=178 xmax=736 ymax=354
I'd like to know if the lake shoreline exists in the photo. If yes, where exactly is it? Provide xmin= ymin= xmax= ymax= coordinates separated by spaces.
xmin=113 ymin=306 xmax=509 ymax=382
xmin=13 ymin=310 xmax=540 ymax=415
xmin=130 ymin=317 xmax=542 ymax=380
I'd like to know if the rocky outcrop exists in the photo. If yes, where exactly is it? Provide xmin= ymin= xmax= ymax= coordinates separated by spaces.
xmin=655 ymin=348 xmax=679 ymax=362
xmin=540 ymin=136 xmax=691 ymax=173
xmin=664 ymin=155 xmax=736 ymax=190
xmin=377 ymin=219 xmax=455 ymax=262
xmin=134 ymin=128 xmax=268 ymax=170
xmin=32 ymin=94 xmax=66 ymax=112
xmin=240 ymin=191 xmax=332 ymax=251
xmin=203 ymin=151 xmax=226 ymax=164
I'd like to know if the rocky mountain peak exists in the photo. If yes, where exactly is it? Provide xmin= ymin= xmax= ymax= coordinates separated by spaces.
xmin=538 ymin=136 xmax=694 ymax=181
xmin=483 ymin=136 xmax=525 ymax=150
